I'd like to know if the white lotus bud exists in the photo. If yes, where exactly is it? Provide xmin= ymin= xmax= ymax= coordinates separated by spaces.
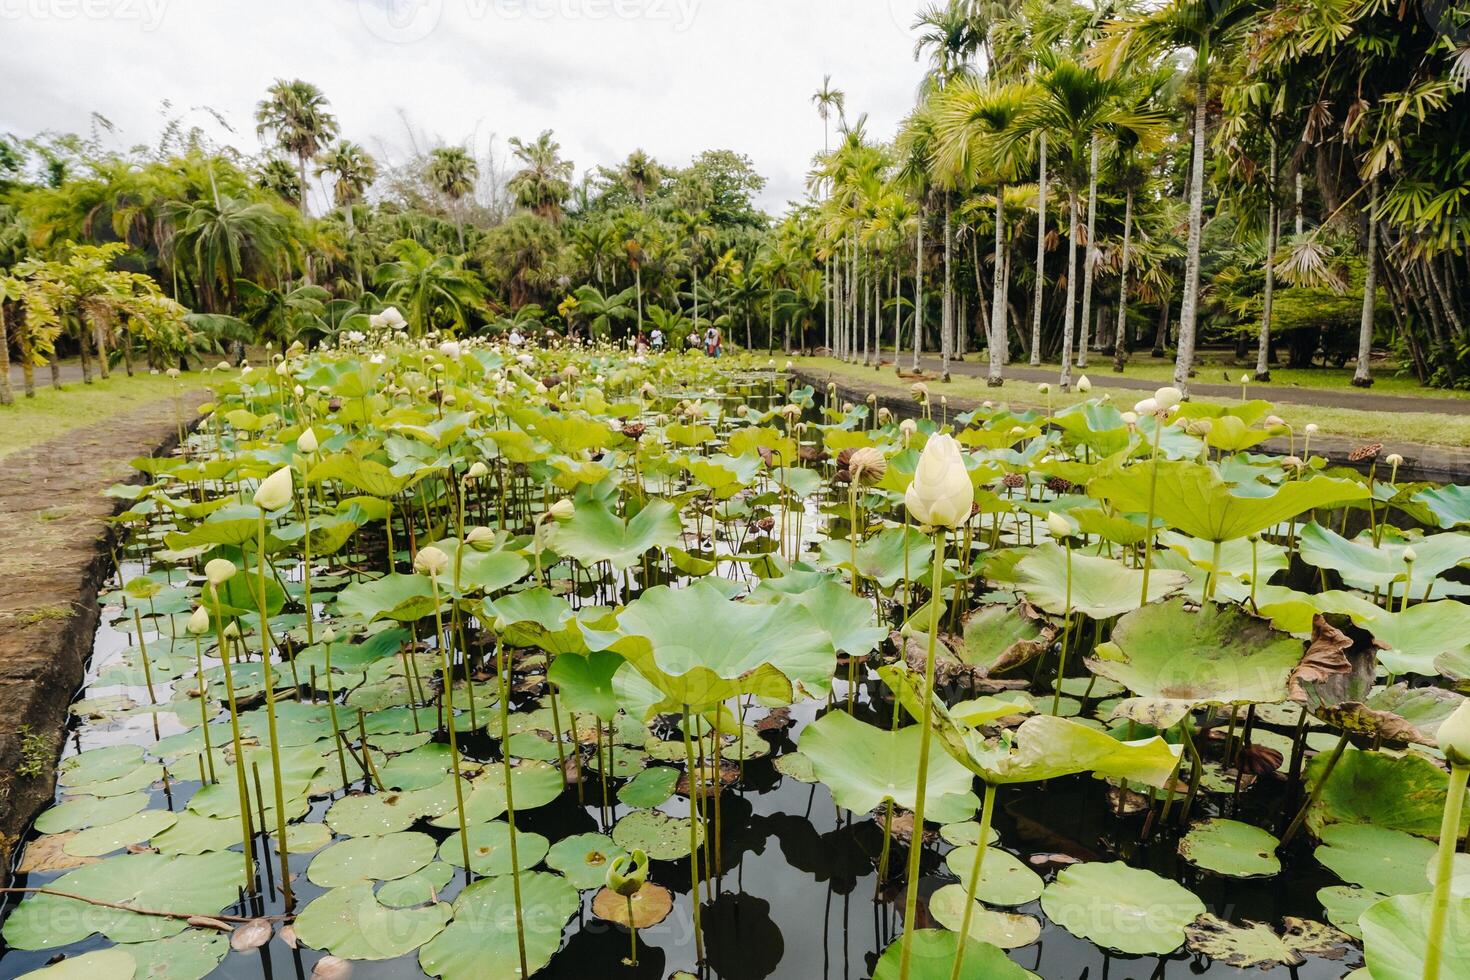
xmin=1305 ymin=423 xmax=1319 ymax=435
xmin=166 ymin=368 xmax=180 ymax=379
xmin=1134 ymin=398 xmax=1158 ymax=416
xmin=204 ymin=559 xmax=237 ymax=585
xmin=1386 ymin=453 xmax=1404 ymax=467
xmin=1265 ymin=415 xmax=1287 ymax=429
xmin=466 ymin=462 xmax=489 ymax=479
xmin=322 ymin=626 xmax=337 ymax=644
xmin=187 ymin=605 xmax=211 ymax=636
xmin=439 ymin=340 xmax=462 ymax=358
xmin=223 ymin=622 xmax=240 ymax=639
xmin=784 ymin=360 xmax=794 ymax=370
xmin=1403 ymin=547 xmax=1418 ymax=564
xmin=1121 ymin=411 xmax=1138 ymax=427
xmin=1076 ymin=376 xmax=1092 ymax=394
xmin=1239 ymin=374 xmax=1251 ymax=385
xmin=1037 ymin=383 xmax=1050 ymax=394
xmin=1154 ymin=387 xmax=1183 ymax=410
xmin=413 ymin=546 xmax=450 ymax=576
xmin=549 ymin=499 xmax=576 ymax=521
xmin=1046 ymin=513 xmax=1072 ymax=539
xmin=1437 ymin=700 xmax=1470 ymax=766
xmin=294 ymin=385 xmax=305 ymax=397
xmin=253 ymin=467 xmax=294 ymax=511
xmin=466 ymin=526 xmax=497 ymax=548
xmin=297 ymin=428 xmax=318 ymax=454
xmin=904 ymin=434 xmax=973 ymax=529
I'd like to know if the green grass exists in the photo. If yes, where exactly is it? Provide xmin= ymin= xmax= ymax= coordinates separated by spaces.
xmin=0 ymin=369 xmax=204 ymax=459
xmin=795 ymin=356 xmax=1470 ymax=448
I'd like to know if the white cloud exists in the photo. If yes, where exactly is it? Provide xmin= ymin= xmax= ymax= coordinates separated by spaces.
xmin=0 ymin=0 xmax=932 ymax=214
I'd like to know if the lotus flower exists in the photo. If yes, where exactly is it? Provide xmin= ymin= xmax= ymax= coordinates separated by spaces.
xmin=186 ymin=605 xmax=210 ymax=635
xmin=298 ymin=428 xmax=318 ymax=454
xmin=254 ymin=467 xmax=294 ymax=511
xmin=413 ymin=546 xmax=450 ymax=576
xmin=549 ymin=499 xmax=576 ymax=521
xmin=904 ymin=434 xmax=973 ymax=529
xmin=204 ymin=558 xmax=237 ymax=585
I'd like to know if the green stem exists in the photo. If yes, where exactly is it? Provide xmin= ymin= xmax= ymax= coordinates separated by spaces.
xmin=255 ymin=512 xmax=293 ymax=908
xmin=1052 ymin=542 xmax=1072 ymax=716
xmin=431 ymin=577 xmax=473 ymax=875
xmin=1138 ymin=419 xmax=1163 ymax=605
xmin=1280 ymin=730 xmax=1351 ymax=846
xmin=681 ymin=704 xmax=706 ymax=964
xmin=1424 ymin=763 xmax=1470 ymax=980
xmin=496 ymin=636 xmax=529 ymax=978
xmin=950 ymin=782 xmax=998 ymax=980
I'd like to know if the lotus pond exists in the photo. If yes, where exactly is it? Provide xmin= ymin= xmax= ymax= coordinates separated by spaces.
xmin=4 ymin=338 xmax=1470 ymax=980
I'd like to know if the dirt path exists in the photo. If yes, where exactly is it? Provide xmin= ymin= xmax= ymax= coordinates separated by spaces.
xmin=0 ymin=391 xmax=204 ymax=854
xmin=794 ymin=367 xmax=1470 ymax=484
xmin=902 ymin=354 xmax=1470 ymax=415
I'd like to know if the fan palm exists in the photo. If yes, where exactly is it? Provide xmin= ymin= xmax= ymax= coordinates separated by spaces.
xmin=254 ymin=79 xmax=338 ymax=219
xmin=508 ymin=131 xmax=574 ymax=222
xmin=426 ymin=146 xmax=479 ymax=251
xmin=373 ymin=239 xmax=485 ymax=336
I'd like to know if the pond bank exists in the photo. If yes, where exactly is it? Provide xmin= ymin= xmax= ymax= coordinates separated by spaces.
xmin=793 ymin=365 xmax=1470 ymax=484
xmin=0 ymin=390 xmax=206 ymax=857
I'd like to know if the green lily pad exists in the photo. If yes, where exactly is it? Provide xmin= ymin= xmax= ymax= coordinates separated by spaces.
xmin=943 ymin=846 xmax=1045 ymax=905
xmin=327 ymin=780 xmax=457 ymax=836
xmin=928 ymin=884 xmax=1040 ymax=948
xmin=307 ymin=831 xmax=437 ymax=887
xmin=1361 ymin=891 xmax=1470 ymax=980
xmin=377 ymin=861 xmax=456 ymax=907
xmin=122 ymin=929 xmax=231 ymax=979
xmin=1306 ymin=745 xmax=1470 ymax=839
xmin=418 ymin=871 xmax=578 ymax=979
xmin=294 ymin=883 xmax=450 ymax=960
xmin=1319 ymin=885 xmax=1386 ymax=939
xmin=774 ymin=751 xmax=816 ymax=783
xmin=439 ymin=821 xmax=550 ymax=877
xmin=35 ymin=793 xmax=150 ymax=835
xmin=1178 ymin=819 xmax=1281 ymax=878
xmin=58 ymin=746 xmax=146 ymax=788
xmin=150 ymin=811 xmax=243 ymax=856
xmin=428 ymin=761 xmax=564 ymax=827
xmin=1089 ymin=599 xmax=1305 ymax=728
xmin=956 ymin=605 xmax=1051 ymax=676
xmin=1041 ymin=862 xmax=1205 ymax=955
xmin=552 ymin=498 xmax=682 ymax=571
xmin=618 ymin=766 xmax=680 ymax=809
xmin=939 ymin=822 xmax=1001 ymax=847
xmin=65 ymin=810 xmax=178 ymax=857
xmin=799 ymin=709 xmax=979 ymax=825
xmin=1316 ymin=824 xmax=1436 ymax=895
xmin=16 ymin=948 xmax=137 ymax=979
xmin=281 ymin=821 xmax=334 ymax=854
xmin=612 ymin=809 xmax=705 ymax=862
xmin=2 ymin=852 xmax=246 ymax=949
xmin=872 ymin=930 xmax=1038 ymax=979
xmin=1005 ymin=544 xmax=1188 ymax=619
xmin=546 ymin=832 xmax=627 ymax=889
xmin=1184 ymin=914 xmax=1353 ymax=968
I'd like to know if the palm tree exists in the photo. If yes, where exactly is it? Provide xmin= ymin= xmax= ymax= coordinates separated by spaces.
xmin=254 ymin=79 xmax=338 ymax=220
xmin=571 ymin=284 xmax=637 ymax=338
xmin=896 ymin=104 xmax=940 ymax=372
xmin=913 ymin=1 xmax=983 ymax=85
xmin=508 ymin=131 xmax=574 ymax=222
xmin=237 ymin=279 xmax=330 ymax=348
xmin=374 ymin=239 xmax=485 ymax=336
xmin=166 ymin=195 xmax=292 ymax=316
xmin=256 ymin=158 xmax=303 ymax=210
xmin=619 ymin=150 xmax=662 ymax=208
xmin=426 ymin=146 xmax=479 ymax=251
xmin=812 ymin=75 xmax=847 ymax=155
xmin=1094 ymin=0 xmax=1262 ymax=395
xmin=317 ymin=141 xmax=378 ymax=289
xmin=1353 ymin=177 xmax=1379 ymax=387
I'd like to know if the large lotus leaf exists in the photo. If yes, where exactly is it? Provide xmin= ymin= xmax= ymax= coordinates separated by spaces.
xmin=1178 ymin=818 xmax=1281 ymax=878
xmin=799 ymin=709 xmax=980 ymax=824
xmin=617 ymin=765 xmax=680 ymax=809
xmin=927 ymin=884 xmax=1041 ymax=948
xmin=307 ymin=831 xmax=437 ymax=887
xmin=1315 ymin=824 xmax=1436 ymax=895
xmin=426 ymin=537 xmax=529 ymax=596
xmin=65 ymin=809 xmax=178 ymax=857
xmin=439 ymin=820 xmax=550 ymax=876
xmin=59 ymin=746 xmax=146 ymax=788
xmin=872 ymin=930 xmax=1038 ymax=979
xmin=378 ymin=743 xmax=457 ymax=791
xmin=1006 ymin=544 xmax=1187 ymax=619
xmin=1305 ymin=745 xmax=1470 ymax=839
xmin=1315 ymin=590 xmax=1470 ymax=676
xmin=547 ymin=649 xmax=623 ymax=722
xmin=772 ymin=581 xmax=887 ymax=656
xmin=552 ymin=498 xmax=681 ymax=571
xmin=545 ymin=832 xmax=627 ymax=889
xmin=1319 ymin=885 xmax=1384 ymax=939
xmin=485 ymin=588 xmax=589 ymax=655
xmin=116 ymin=929 xmax=231 ymax=980
xmin=1184 ymin=914 xmax=1353 ymax=969
xmin=607 ymin=580 xmax=838 ymax=710
xmin=1090 ymin=461 xmax=1369 ymax=542
xmin=295 ymin=883 xmax=450 ymax=960
xmin=376 ymin=861 xmax=455 ymax=908
xmin=943 ymin=846 xmax=1045 ymax=905
xmin=611 ymin=808 xmax=705 ymax=861
xmin=2 ymin=852 xmax=246 ymax=949
xmin=1311 ymin=682 xmax=1466 ymax=746
xmin=1159 ymin=531 xmax=1288 ymax=583
xmin=879 ymin=664 xmax=1180 ymax=789
xmin=427 ymin=761 xmax=564 ymax=826
xmin=150 ymin=811 xmax=245 ymax=856
xmin=336 ymin=573 xmax=439 ymax=623
xmin=34 ymin=793 xmax=149 ymax=835
xmin=308 ymin=454 xmax=412 ymax=497
xmin=1088 ymin=599 xmax=1305 ymax=728
xmin=956 ymin=604 xmax=1052 ymax=676
xmin=817 ymin=526 xmax=934 ymax=589
xmin=681 ymin=452 xmax=762 ymax=495
xmin=161 ymin=504 xmax=263 ymax=550
xmin=1361 ymin=892 xmax=1470 ymax=980
xmin=1299 ymin=522 xmax=1470 ymax=592
xmin=418 ymin=871 xmax=578 ymax=979
xmin=1413 ymin=484 xmax=1470 ymax=529
xmin=1040 ymin=862 xmax=1205 ymax=955
xmin=326 ymin=779 xmax=457 ymax=836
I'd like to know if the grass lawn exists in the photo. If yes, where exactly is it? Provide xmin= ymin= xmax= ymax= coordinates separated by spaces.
xmin=794 ymin=356 xmax=1470 ymax=448
xmin=0 ymin=370 xmax=205 ymax=460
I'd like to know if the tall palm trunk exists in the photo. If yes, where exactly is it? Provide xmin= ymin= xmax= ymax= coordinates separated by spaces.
xmin=1030 ymin=133 xmax=1048 ymax=366
xmin=1173 ymin=73 xmax=1209 ymax=395
xmin=1059 ymin=190 xmax=1081 ymax=391
xmin=893 ymin=265 xmax=902 ymax=367
xmin=988 ymin=186 xmax=1007 ymax=386
xmin=941 ymin=198 xmax=953 ymax=381
xmin=298 ymin=153 xmax=314 ymax=286
xmin=0 ymin=302 xmax=12 ymax=405
xmin=1353 ymin=177 xmax=1379 ymax=388
xmin=1256 ymin=139 xmax=1278 ymax=380
xmin=92 ymin=313 xmax=110 ymax=380
xmin=1078 ymin=137 xmax=1100 ymax=368
xmin=19 ymin=321 xmax=36 ymax=399
xmin=823 ymin=255 xmax=831 ymax=353
xmin=1112 ymin=186 xmax=1135 ymax=373
xmin=913 ymin=206 xmax=925 ymax=371
xmin=634 ymin=265 xmax=643 ymax=334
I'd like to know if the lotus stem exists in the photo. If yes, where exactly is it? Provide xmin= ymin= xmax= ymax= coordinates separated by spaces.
xmin=1138 ymin=418 xmax=1163 ymax=606
xmin=132 ymin=608 xmax=158 ymax=706
xmin=898 ymin=530 xmax=947 ymax=980
xmin=192 ymin=637 xmax=215 ymax=783
xmin=1052 ymin=540 xmax=1073 ymax=716
xmin=1424 ymin=763 xmax=1469 ymax=980
xmin=210 ymin=587 xmax=254 ymax=891
xmin=496 ymin=635 xmax=530 ymax=977
xmin=323 ymin=641 xmax=349 ymax=790
xmin=430 ymin=576 xmax=473 ymax=875
xmin=681 ymin=703 xmax=707 ymax=964
xmin=950 ymin=782 xmax=998 ymax=980
xmin=254 ymin=512 xmax=293 ymax=909
xmin=1280 ymin=730 xmax=1351 ymax=846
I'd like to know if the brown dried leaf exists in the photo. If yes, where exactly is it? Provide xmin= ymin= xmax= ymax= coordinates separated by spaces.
xmin=1287 ymin=615 xmax=1354 ymax=702
xmin=18 ymin=834 xmax=99 ymax=874
xmin=230 ymin=918 xmax=273 ymax=951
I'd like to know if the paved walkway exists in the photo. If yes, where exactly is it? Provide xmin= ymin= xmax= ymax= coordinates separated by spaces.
xmin=885 ymin=354 xmax=1470 ymax=416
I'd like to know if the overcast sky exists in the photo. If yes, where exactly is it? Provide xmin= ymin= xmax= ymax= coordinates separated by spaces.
xmin=1 ymin=0 xmax=933 ymax=215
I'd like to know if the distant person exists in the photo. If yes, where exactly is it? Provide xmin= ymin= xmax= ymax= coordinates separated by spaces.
xmin=705 ymin=326 xmax=723 ymax=358
xmin=649 ymin=327 xmax=665 ymax=352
